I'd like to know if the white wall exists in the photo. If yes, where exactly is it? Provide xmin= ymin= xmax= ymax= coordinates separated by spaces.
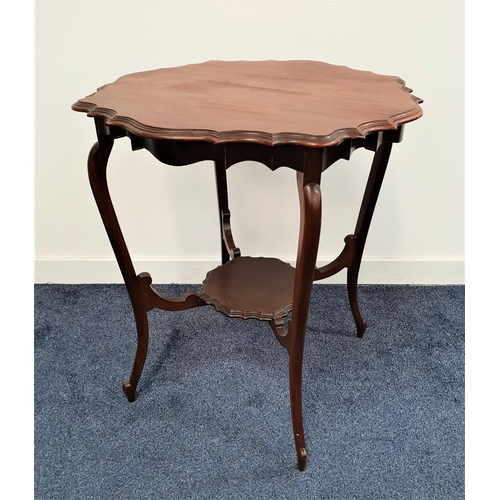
xmin=34 ymin=0 xmax=464 ymax=284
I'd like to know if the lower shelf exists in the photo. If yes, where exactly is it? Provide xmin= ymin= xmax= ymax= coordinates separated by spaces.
xmin=199 ymin=256 xmax=295 ymax=321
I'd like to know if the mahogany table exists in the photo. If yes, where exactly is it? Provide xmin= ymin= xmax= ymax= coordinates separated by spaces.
xmin=72 ymin=60 xmax=423 ymax=471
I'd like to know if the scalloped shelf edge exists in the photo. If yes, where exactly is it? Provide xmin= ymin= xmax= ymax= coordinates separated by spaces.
xmin=198 ymin=291 xmax=293 ymax=322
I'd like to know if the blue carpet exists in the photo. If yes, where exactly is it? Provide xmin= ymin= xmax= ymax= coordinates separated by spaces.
xmin=34 ymin=284 xmax=464 ymax=499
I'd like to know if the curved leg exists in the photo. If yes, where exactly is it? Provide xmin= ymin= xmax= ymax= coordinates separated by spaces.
xmin=214 ymin=150 xmax=240 ymax=263
xmin=348 ymin=141 xmax=393 ymax=337
xmin=347 ymin=264 xmax=366 ymax=338
xmin=289 ymin=168 xmax=322 ymax=471
xmin=87 ymin=135 xmax=149 ymax=402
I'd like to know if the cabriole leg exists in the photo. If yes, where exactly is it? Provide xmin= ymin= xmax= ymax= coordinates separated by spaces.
xmin=289 ymin=166 xmax=322 ymax=471
xmin=348 ymin=141 xmax=393 ymax=337
xmin=87 ymin=135 xmax=149 ymax=402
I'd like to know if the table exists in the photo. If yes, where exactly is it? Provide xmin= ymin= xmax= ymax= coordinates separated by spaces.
xmin=72 ymin=60 xmax=423 ymax=471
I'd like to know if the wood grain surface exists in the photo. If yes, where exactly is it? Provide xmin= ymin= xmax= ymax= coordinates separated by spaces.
xmin=72 ymin=60 xmax=422 ymax=147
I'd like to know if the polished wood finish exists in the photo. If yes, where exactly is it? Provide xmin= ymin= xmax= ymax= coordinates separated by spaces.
xmin=199 ymin=257 xmax=295 ymax=321
xmin=73 ymin=60 xmax=423 ymax=470
xmin=87 ymin=136 xmax=149 ymax=403
xmin=87 ymin=135 xmax=206 ymax=403
xmin=214 ymin=150 xmax=240 ymax=263
xmin=138 ymin=272 xmax=206 ymax=313
xmin=289 ymin=167 xmax=323 ymax=471
xmin=72 ymin=60 xmax=422 ymax=147
xmin=348 ymin=141 xmax=394 ymax=337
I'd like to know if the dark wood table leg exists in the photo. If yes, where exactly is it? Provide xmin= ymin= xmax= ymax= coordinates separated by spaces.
xmin=348 ymin=141 xmax=393 ymax=337
xmin=214 ymin=148 xmax=240 ymax=263
xmin=289 ymin=156 xmax=322 ymax=471
xmin=87 ymin=134 xmax=149 ymax=403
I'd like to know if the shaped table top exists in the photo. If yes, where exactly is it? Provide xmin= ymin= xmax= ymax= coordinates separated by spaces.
xmin=72 ymin=60 xmax=422 ymax=147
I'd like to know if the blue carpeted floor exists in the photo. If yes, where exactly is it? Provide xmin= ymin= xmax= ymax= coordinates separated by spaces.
xmin=34 ymin=284 xmax=464 ymax=499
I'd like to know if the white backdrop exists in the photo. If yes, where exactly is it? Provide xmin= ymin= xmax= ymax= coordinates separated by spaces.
xmin=34 ymin=0 xmax=464 ymax=284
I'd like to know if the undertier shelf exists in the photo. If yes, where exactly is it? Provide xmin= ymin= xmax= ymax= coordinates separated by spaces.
xmin=199 ymin=256 xmax=295 ymax=321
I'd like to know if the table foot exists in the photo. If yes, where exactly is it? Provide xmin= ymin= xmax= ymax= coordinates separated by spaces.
xmin=356 ymin=321 xmax=367 ymax=338
xmin=122 ymin=305 xmax=149 ymax=402
xmin=122 ymin=382 xmax=136 ymax=402
xmin=347 ymin=267 xmax=367 ymax=338
xmin=297 ymin=447 xmax=307 ymax=471
xmin=290 ymin=358 xmax=308 ymax=472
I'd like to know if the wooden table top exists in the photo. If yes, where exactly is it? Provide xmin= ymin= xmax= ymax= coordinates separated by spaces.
xmin=72 ymin=60 xmax=422 ymax=147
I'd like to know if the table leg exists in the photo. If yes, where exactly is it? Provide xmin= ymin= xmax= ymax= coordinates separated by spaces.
xmin=289 ymin=167 xmax=322 ymax=471
xmin=214 ymin=153 xmax=240 ymax=262
xmin=87 ymin=136 xmax=149 ymax=402
xmin=348 ymin=141 xmax=393 ymax=337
